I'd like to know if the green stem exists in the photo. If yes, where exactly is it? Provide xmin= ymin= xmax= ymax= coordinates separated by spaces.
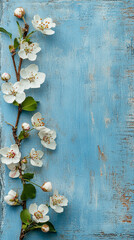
xmin=23 ymin=179 xmax=41 ymax=188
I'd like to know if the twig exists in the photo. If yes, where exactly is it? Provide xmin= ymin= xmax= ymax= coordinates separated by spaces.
xmin=11 ymin=54 xmax=18 ymax=80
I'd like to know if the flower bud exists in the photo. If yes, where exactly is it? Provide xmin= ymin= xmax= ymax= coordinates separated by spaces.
xmin=14 ymin=7 xmax=25 ymax=19
xmin=41 ymin=224 xmax=49 ymax=233
xmin=21 ymin=158 xmax=27 ymax=164
xmin=1 ymin=73 xmax=11 ymax=81
xmin=22 ymin=123 xmax=30 ymax=131
xmin=41 ymin=182 xmax=52 ymax=192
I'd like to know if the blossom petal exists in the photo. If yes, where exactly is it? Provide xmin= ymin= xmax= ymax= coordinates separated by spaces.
xmin=20 ymin=68 xmax=28 ymax=79
xmin=1 ymin=157 xmax=12 ymax=165
xmin=36 ymin=72 xmax=46 ymax=84
xmin=18 ymin=50 xmax=27 ymax=59
xmin=20 ymin=79 xmax=31 ymax=90
xmin=38 ymin=204 xmax=49 ymax=215
xmin=0 ymin=147 xmax=9 ymax=156
xmin=42 ymin=29 xmax=55 ymax=35
xmin=4 ymin=95 xmax=16 ymax=103
xmin=29 ymin=203 xmax=37 ymax=214
xmin=37 ymin=150 xmax=44 ymax=158
xmin=2 ymin=82 xmax=13 ymax=94
xmin=16 ymin=92 xmax=26 ymax=104
xmin=39 ymin=215 xmax=49 ymax=223
xmin=30 ymin=159 xmax=43 ymax=167
xmin=9 ymin=169 xmax=20 ymax=178
xmin=11 ymin=144 xmax=19 ymax=154
xmin=54 ymin=206 xmax=64 ymax=213
xmin=41 ymin=139 xmax=56 ymax=150
xmin=28 ymin=53 xmax=37 ymax=61
xmin=27 ymin=64 xmax=38 ymax=73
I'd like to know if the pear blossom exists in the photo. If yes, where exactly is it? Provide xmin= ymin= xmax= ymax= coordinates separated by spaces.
xmin=1 ymin=73 xmax=11 ymax=81
xmin=38 ymin=127 xmax=56 ymax=150
xmin=4 ymin=190 xmax=19 ymax=206
xmin=0 ymin=144 xmax=21 ymax=165
xmin=50 ymin=190 xmax=68 ymax=213
xmin=30 ymin=148 xmax=44 ymax=167
xmin=20 ymin=64 xmax=46 ymax=89
xmin=29 ymin=203 xmax=49 ymax=223
xmin=31 ymin=112 xmax=45 ymax=130
xmin=22 ymin=122 xmax=30 ymax=130
xmin=7 ymin=163 xmax=26 ymax=178
xmin=41 ymin=224 xmax=49 ymax=233
xmin=2 ymin=82 xmax=26 ymax=104
xmin=18 ymin=41 xmax=41 ymax=61
xmin=32 ymin=15 xmax=56 ymax=35
xmin=41 ymin=182 xmax=52 ymax=192
xmin=14 ymin=7 xmax=25 ymax=19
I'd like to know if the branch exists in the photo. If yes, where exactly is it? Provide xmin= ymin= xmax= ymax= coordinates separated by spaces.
xmin=11 ymin=54 xmax=18 ymax=80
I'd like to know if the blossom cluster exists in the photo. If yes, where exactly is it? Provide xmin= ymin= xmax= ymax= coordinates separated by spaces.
xmin=0 ymin=7 xmax=68 ymax=237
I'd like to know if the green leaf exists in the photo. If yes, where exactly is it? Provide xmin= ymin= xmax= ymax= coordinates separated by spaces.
xmin=22 ymin=224 xmax=27 ymax=230
xmin=14 ymin=38 xmax=19 ymax=49
xmin=21 ymin=184 xmax=36 ymax=201
xmin=0 ymin=27 xmax=12 ymax=39
xmin=26 ymin=31 xmax=36 ymax=38
xmin=22 ymin=173 xmax=34 ymax=180
xmin=22 ymin=97 xmax=38 ymax=111
xmin=16 ymin=21 xmax=22 ymax=38
xmin=13 ymin=101 xmax=19 ymax=106
xmin=18 ymin=130 xmax=29 ymax=140
xmin=20 ymin=209 xmax=32 ymax=225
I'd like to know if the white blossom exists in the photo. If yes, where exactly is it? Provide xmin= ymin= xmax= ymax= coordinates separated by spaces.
xmin=31 ymin=112 xmax=45 ymax=130
xmin=32 ymin=15 xmax=56 ymax=35
xmin=41 ymin=182 xmax=52 ymax=192
xmin=50 ymin=190 xmax=68 ymax=213
xmin=7 ymin=163 xmax=26 ymax=178
xmin=30 ymin=148 xmax=44 ymax=167
xmin=0 ymin=144 xmax=21 ymax=165
xmin=2 ymin=82 xmax=26 ymax=104
xmin=20 ymin=64 xmax=46 ymax=89
xmin=14 ymin=7 xmax=25 ymax=19
xmin=18 ymin=41 xmax=41 ymax=61
xmin=22 ymin=122 xmax=30 ymax=130
xmin=38 ymin=127 xmax=56 ymax=150
xmin=4 ymin=190 xmax=19 ymax=206
xmin=29 ymin=203 xmax=49 ymax=223
xmin=1 ymin=73 xmax=11 ymax=81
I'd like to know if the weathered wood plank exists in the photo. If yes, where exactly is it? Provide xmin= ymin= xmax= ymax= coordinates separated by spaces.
xmin=0 ymin=0 xmax=134 ymax=239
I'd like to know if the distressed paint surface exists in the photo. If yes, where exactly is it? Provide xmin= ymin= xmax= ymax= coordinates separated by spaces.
xmin=0 ymin=0 xmax=134 ymax=239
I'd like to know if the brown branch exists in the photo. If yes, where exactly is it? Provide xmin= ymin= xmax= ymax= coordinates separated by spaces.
xmin=18 ymin=58 xmax=23 ymax=81
xmin=11 ymin=54 xmax=18 ymax=80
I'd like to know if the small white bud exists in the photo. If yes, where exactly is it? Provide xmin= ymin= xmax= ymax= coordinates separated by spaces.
xmin=41 ymin=182 xmax=52 ymax=192
xmin=14 ymin=7 xmax=25 ymax=19
xmin=1 ymin=73 xmax=11 ymax=81
xmin=21 ymin=158 xmax=27 ymax=164
xmin=22 ymin=123 xmax=30 ymax=131
xmin=41 ymin=224 xmax=50 ymax=233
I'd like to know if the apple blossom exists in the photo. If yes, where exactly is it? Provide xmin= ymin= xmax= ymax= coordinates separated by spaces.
xmin=18 ymin=41 xmax=41 ymax=61
xmin=0 ymin=144 xmax=21 ymax=165
xmin=30 ymin=148 xmax=44 ymax=167
xmin=41 ymin=224 xmax=49 ymax=233
xmin=32 ymin=15 xmax=56 ymax=35
xmin=22 ymin=122 xmax=30 ymax=130
xmin=31 ymin=112 xmax=45 ymax=130
xmin=1 ymin=73 xmax=11 ymax=81
xmin=29 ymin=203 xmax=49 ymax=223
xmin=4 ymin=190 xmax=19 ymax=206
xmin=2 ymin=82 xmax=26 ymax=104
xmin=7 ymin=163 xmax=26 ymax=178
xmin=50 ymin=190 xmax=68 ymax=213
xmin=38 ymin=127 xmax=56 ymax=150
xmin=41 ymin=182 xmax=52 ymax=192
xmin=20 ymin=64 xmax=46 ymax=89
xmin=14 ymin=7 xmax=25 ymax=19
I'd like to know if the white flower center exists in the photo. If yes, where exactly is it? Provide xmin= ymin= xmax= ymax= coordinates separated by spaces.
xmin=10 ymin=89 xmax=17 ymax=96
xmin=34 ymin=211 xmax=43 ymax=219
xmin=34 ymin=118 xmax=45 ymax=127
xmin=52 ymin=196 xmax=64 ymax=206
xmin=37 ymin=20 xmax=50 ymax=30
xmin=31 ymin=151 xmax=39 ymax=160
xmin=28 ymin=73 xmax=36 ymax=82
xmin=43 ymin=135 xmax=50 ymax=144
xmin=7 ymin=150 xmax=16 ymax=159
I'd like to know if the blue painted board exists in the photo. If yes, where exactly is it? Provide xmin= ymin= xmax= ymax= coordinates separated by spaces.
xmin=0 ymin=0 xmax=134 ymax=239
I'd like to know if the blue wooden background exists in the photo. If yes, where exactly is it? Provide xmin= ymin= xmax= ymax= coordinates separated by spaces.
xmin=0 ymin=0 xmax=134 ymax=239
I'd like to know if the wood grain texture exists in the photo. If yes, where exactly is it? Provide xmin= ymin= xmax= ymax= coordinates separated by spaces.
xmin=0 ymin=0 xmax=134 ymax=239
